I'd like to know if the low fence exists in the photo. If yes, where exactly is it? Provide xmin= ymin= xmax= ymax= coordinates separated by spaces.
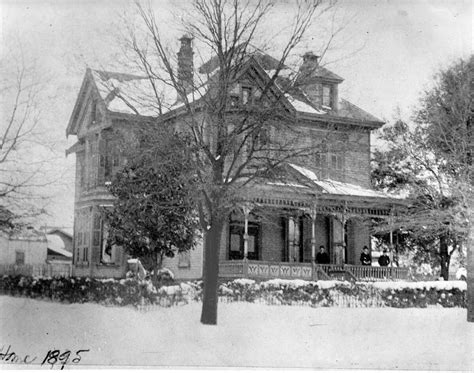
xmin=0 ymin=263 xmax=72 ymax=278
xmin=219 ymin=260 xmax=409 ymax=282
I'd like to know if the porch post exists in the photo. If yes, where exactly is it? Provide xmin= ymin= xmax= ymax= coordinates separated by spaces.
xmin=340 ymin=202 xmax=347 ymax=265
xmin=389 ymin=206 xmax=394 ymax=269
xmin=309 ymin=202 xmax=318 ymax=263
xmin=242 ymin=203 xmax=252 ymax=260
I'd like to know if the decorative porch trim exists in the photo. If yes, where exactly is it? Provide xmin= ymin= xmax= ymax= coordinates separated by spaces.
xmin=251 ymin=196 xmax=392 ymax=217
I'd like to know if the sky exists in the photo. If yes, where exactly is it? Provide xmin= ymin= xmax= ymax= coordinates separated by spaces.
xmin=0 ymin=0 xmax=472 ymax=228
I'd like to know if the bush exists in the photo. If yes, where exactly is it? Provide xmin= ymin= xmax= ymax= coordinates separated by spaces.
xmin=0 ymin=275 xmax=158 ymax=307
xmin=0 ymin=276 xmax=467 ymax=309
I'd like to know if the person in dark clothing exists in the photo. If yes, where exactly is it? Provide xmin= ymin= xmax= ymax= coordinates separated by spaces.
xmin=360 ymin=246 xmax=372 ymax=266
xmin=378 ymin=249 xmax=390 ymax=267
xmin=316 ymin=245 xmax=330 ymax=264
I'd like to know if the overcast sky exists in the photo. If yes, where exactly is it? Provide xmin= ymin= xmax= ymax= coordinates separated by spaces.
xmin=0 ymin=0 xmax=472 ymax=228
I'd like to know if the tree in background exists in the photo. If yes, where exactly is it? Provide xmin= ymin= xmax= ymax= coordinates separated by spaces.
xmin=124 ymin=0 xmax=343 ymax=324
xmin=372 ymin=57 xmax=472 ymax=281
xmin=0 ymin=44 xmax=61 ymax=227
xmin=105 ymin=127 xmax=199 ymax=285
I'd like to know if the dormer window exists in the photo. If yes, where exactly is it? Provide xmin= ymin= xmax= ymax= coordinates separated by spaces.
xmin=322 ymin=84 xmax=332 ymax=108
xmin=242 ymin=86 xmax=251 ymax=105
xmin=228 ymin=84 xmax=257 ymax=108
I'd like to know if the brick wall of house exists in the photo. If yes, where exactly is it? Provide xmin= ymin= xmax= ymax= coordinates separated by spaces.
xmin=346 ymin=218 xmax=370 ymax=265
xmin=345 ymin=130 xmax=371 ymax=188
xmin=301 ymin=215 xmax=330 ymax=262
xmin=278 ymin=124 xmax=371 ymax=188
xmin=219 ymin=220 xmax=229 ymax=261
xmin=261 ymin=216 xmax=285 ymax=261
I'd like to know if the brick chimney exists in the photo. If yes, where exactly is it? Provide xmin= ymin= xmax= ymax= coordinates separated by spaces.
xmin=299 ymin=51 xmax=319 ymax=80
xmin=177 ymin=35 xmax=194 ymax=96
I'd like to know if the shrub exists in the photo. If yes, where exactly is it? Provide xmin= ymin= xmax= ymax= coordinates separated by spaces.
xmin=0 ymin=276 xmax=467 ymax=309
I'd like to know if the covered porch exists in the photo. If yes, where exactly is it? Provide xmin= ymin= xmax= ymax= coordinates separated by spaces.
xmin=217 ymin=169 xmax=406 ymax=282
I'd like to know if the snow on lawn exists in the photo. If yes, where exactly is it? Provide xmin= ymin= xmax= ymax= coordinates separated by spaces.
xmin=0 ymin=296 xmax=472 ymax=370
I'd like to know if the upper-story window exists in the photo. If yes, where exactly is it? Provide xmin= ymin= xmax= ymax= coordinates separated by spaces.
xmin=314 ymin=150 xmax=344 ymax=179
xmin=322 ymin=84 xmax=332 ymax=108
xmin=229 ymin=84 xmax=261 ymax=108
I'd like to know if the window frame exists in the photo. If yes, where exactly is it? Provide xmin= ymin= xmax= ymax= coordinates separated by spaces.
xmin=228 ymin=220 xmax=260 ymax=260
xmin=322 ymin=84 xmax=333 ymax=108
xmin=15 ymin=251 xmax=25 ymax=265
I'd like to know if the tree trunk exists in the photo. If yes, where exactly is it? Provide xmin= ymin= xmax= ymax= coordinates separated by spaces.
xmin=151 ymin=251 xmax=160 ymax=287
xmin=439 ymin=235 xmax=450 ymax=281
xmin=200 ymin=217 xmax=224 ymax=325
xmin=467 ymin=194 xmax=474 ymax=322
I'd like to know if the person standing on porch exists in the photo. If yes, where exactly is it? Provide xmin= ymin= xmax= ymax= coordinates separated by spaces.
xmin=378 ymin=249 xmax=390 ymax=267
xmin=360 ymin=246 xmax=372 ymax=266
xmin=316 ymin=245 xmax=330 ymax=264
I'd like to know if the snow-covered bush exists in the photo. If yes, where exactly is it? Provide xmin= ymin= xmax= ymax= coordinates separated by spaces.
xmin=0 ymin=276 xmax=466 ymax=309
xmin=0 ymin=275 xmax=159 ymax=307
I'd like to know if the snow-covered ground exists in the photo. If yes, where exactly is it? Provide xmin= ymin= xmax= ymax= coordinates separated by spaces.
xmin=0 ymin=295 xmax=472 ymax=370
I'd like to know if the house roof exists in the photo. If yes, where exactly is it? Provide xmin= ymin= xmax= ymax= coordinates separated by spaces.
xmin=288 ymin=163 xmax=399 ymax=200
xmin=90 ymin=70 xmax=163 ymax=117
xmin=47 ymin=228 xmax=73 ymax=239
xmin=46 ymin=235 xmax=73 ymax=258
xmin=67 ymin=50 xmax=383 ymax=136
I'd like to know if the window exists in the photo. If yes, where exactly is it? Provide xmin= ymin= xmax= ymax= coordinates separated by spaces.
xmin=15 ymin=251 xmax=25 ymax=265
xmin=178 ymin=251 xmax=191 ymax=268
xmin=75 ymin=209 xmax=90 ymax=265
xmin=322 ymin=84 xmax=332 ymax=108
xmin=314 ymin=151 xmax=344 ymax=178
xmin=228 ymin=84 xmax=257 ymax=108
xmin=228 ymin=221 xmax=260 ymax=260
xmin=100 ymin=220 xmax=116 ymax=264
xmin=242 ymin=86 xmax=252 ymax=105
xmin=82 ymin=247 xmax=89 ymax=262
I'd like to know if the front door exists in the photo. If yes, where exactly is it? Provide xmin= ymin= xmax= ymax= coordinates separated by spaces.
xmin=229 ymin=222 xmax=260 ymax=260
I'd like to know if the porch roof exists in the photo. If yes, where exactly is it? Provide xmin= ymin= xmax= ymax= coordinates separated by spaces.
xmin=288 ymin=164 xmax=400 ymax=200
xmin=241 ymin=163 xmax=405 ymax=217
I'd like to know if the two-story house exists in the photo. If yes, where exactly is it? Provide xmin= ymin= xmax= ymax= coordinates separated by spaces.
xmin=66 ymin=36 xmax=405 ymax=280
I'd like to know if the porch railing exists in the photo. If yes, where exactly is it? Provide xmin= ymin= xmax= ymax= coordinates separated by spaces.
xmin=219 ymin=260 xmax=408 ymax=282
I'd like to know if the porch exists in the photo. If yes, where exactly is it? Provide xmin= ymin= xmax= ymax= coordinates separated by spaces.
xmin=219 ymin=260 xmax=409 ymax=282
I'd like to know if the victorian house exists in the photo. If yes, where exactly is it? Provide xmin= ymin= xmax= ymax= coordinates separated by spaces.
xmin=66 ymin=37 xmax=406 ymax=280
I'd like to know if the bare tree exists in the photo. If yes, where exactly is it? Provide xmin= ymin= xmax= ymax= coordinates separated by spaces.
xmin=0 ymin=46 xmax=58 ymax=226
xmin=123 ymin=0 xmax=342 ymax=324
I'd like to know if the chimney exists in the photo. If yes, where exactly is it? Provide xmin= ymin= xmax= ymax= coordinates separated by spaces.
xmin=177 ymin=35 xmax=194 ymax=97
xmin=299 ymin=51 xmax=319 ymax=78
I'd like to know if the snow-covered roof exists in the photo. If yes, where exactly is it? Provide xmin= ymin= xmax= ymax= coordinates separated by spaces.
xmin=285 ymin=94 xmax=326 ymax=115
xmin=83 ymin=50 xmax=382 ymax=125
xmin=47 ymin=228 xmax=73 ymax=239
xmin=46 ymin=234 xmax=73 ymax=258
xmin=288 ymin=163 xmax=401 ymax=200
xmin=91 ymin=70 xmax=164 ymax=117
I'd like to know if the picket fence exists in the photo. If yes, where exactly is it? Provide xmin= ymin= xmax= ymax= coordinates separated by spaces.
xmin=0 ymin=263 xmax=72 ymax=278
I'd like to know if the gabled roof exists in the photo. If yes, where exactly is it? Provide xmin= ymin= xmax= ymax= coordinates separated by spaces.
xmin=90 ymin=70 xmax=162 ymax=117
xmin=66 ymin=69 xmax=162 ymax=136
xmin=67 ymin=51 xmax=383 ymax=136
